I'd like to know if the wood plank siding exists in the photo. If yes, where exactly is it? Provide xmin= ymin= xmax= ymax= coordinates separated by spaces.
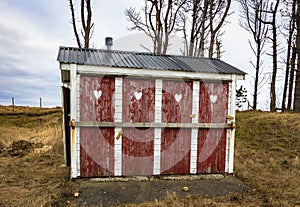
xmin=80 ymin=76 xmax=115 ymax=177
xmin=197 ymin=82 xmax=229 ymax=173
xmin=122 ymin=78 xmax=155 ymax=176
xmin=161 ymin=80 xmax=193 ymax=174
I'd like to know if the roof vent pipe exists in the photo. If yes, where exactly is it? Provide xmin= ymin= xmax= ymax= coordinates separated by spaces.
xmin=105 ymin=37 xmax=113 ymax=50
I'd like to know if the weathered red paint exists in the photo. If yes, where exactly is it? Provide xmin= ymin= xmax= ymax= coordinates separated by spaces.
xmin=122 ymin=78 xmax=155 ymax=176
xmin=197 ymin=82 xmax=228 ymax=173
xmin=80 ymin=76 xmax=115 ymax=177
xmin=80 ymin=128 xmax=114 ymax=177
xmin=161 ymin=80 xmax=192 ymax=174
xmin=78 ymin=76 xmax=230 ymax=177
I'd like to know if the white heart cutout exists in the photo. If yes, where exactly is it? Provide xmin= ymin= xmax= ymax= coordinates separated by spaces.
xmin=93 ymin=90 xmax=102 ymax=100
xmin=210 ymin=95 xmax=217 ymax=103
xmin=175 ymin=93 xmax=182 ymax=103
xmin=134 ymin=91 xmax=142 ymax=100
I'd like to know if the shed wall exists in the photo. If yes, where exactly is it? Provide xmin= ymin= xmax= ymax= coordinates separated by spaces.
xmin=70 ymin=72 xmax=234 ymax=178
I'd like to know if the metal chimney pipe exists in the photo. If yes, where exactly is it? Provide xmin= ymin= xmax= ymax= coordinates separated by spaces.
xmin=105 ymin=37 xmax=113 ymax=50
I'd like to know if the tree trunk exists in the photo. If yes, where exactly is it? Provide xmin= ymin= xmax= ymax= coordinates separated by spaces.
xmin=198 ymin=17 xmax=206 ymax=57
xmin=294 ymin=56 xmax=300 ymax=112
xmin=282 ymin=0 xmax=296 ymax=112
xmin=69 ymin=0 xmax=93 ymax=48
xmin=84 ymin=0 xmax=92 ymax=48
xmin=208 ymin=33 xmax=215 ymax=58
xmin=188 ymin=0 xmax=198 ymax=56
xmin=293 ymin=1 xmax=300 ymax=112
xmin=253 ymin=42 xmax=261 ymax=110
xmin=287 ymin=47 xmax=296 ymax=111
xmin=69 ymin=0 xmax=82 ymax=48
xmin=282 ymin=39 xmax=292 ymax=112
xmin=270 ymin=22 xmax=278 ymax=112
xmin=269 ymin=1 xmax=279 ymax=112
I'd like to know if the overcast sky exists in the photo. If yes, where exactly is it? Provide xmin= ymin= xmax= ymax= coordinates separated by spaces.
xmin=0 ymin=0 xmax=261 ymax=108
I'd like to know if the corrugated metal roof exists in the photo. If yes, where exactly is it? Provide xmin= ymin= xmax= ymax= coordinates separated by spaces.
xmin=57 ymin=47 xmax=246 ymax=75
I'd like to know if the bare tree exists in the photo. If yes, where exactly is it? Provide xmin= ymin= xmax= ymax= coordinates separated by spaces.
xmin=69 ymin=0 xmax=94 ymax=48
xmin=293 ymin=0 xmax=300 ymax=112
xmin=238 ymin=0 xmax=269 ymax=110
xmin=288 ymin=46 xmax=296 ymax=110
xmin=125 ymin=0 xmax=186 ymax=54
xmin=259 ymin=0 xmax=280 ymax=112
xmin=178 ymin=0 xmax=209 ymax=56
xmin=281 ymin=0 xmax=297 ymax=111
xmin=207 ymin=0 xmax=231 ymax=58
xmin=178 ymin=0 xmax=231 ymax=57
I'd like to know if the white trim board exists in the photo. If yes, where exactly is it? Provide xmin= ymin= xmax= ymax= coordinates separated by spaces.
xmin=60 ymin=64 xmax=245 ymax=81
xmin=228 ymin=75 xmax=237 ymax=173
xmin=114 ymin=77 xmax=123 ymax=176
xmin=70 ymin=64 xmax=80 ymax=178
xmin=190 ymin=81 xmax=200 ymax=174
xmin=153 ymin=79 xmax=162 ymax=175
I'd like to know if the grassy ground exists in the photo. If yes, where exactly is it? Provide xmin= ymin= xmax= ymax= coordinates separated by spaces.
xmin=234 ymin=111 xmax=300 ymax=207
xmin=0 ymin=106 xmax=299 ymax=206
xmin=0 ymin=106 xmax=75 ymax=207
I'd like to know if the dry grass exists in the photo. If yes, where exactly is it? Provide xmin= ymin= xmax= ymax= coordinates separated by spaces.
xmin=234 ymin=111 xmax=300 ymax=207
xmin=0 ymin=106 xmax=75 ymax=207
xmin=121 ymin=192 xmax=263 ymax=207
xmin=0 ymin=107 xmax=299 ymax=206
xmin=0 ymin=106 xmax=62 ymax=147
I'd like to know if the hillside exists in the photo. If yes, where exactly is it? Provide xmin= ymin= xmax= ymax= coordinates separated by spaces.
xmin=235 ymin=111 xmax=300 ymax=206
xmin=0 ymin=106 xmax=73 ymax=206
xmin=0 ymin=106 xmax=299 ymax=206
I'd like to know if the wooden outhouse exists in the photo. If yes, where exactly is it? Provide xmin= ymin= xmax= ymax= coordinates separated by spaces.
xmin=57 ymin=46 xmax=245 ymax=178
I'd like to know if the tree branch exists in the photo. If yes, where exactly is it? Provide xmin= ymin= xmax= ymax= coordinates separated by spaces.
xmin=69 ymin=0 xmax=82 ymax=48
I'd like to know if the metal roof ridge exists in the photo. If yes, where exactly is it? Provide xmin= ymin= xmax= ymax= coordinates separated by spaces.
xmin=58 ymin=46 xmax=217 ymax=60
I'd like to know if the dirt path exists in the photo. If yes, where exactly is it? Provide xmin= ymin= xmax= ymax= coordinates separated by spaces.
xmin=73 ymin=175 xmax=250 ymax=207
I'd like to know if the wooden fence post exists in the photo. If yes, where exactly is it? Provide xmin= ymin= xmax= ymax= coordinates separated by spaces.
xmin=12 ymin=97 xmax=14 ymax=111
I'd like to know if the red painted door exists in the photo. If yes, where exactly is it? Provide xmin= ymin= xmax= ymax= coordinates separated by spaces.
xmin=197 ymin=82 xmax=228 ymax=173
xmin=122 ymin=78 xmax=155 ymax=176
xmin=80 ymin=76 xmax=115 ymax=177
xmin=161 ymin=80 xmax=193 ymax=174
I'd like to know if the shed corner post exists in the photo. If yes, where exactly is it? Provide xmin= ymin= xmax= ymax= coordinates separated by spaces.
xmin=70 ymin=63 xmax=80 ymax=178
xmin=228 ymin=74 xmax=237 ymax=174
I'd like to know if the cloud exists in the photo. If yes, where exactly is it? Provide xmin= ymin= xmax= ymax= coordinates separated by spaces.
xmin=0 ymin=0 xmax=147 ymax=107
xmin=0 ymin=1 xmax=64 ymax=106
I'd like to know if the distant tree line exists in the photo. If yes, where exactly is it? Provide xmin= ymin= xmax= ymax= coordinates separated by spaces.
xmin=68 ymin=0 xmax=300 ymax=113
xmin=238 ymin=0 xmax=300 ymax=112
